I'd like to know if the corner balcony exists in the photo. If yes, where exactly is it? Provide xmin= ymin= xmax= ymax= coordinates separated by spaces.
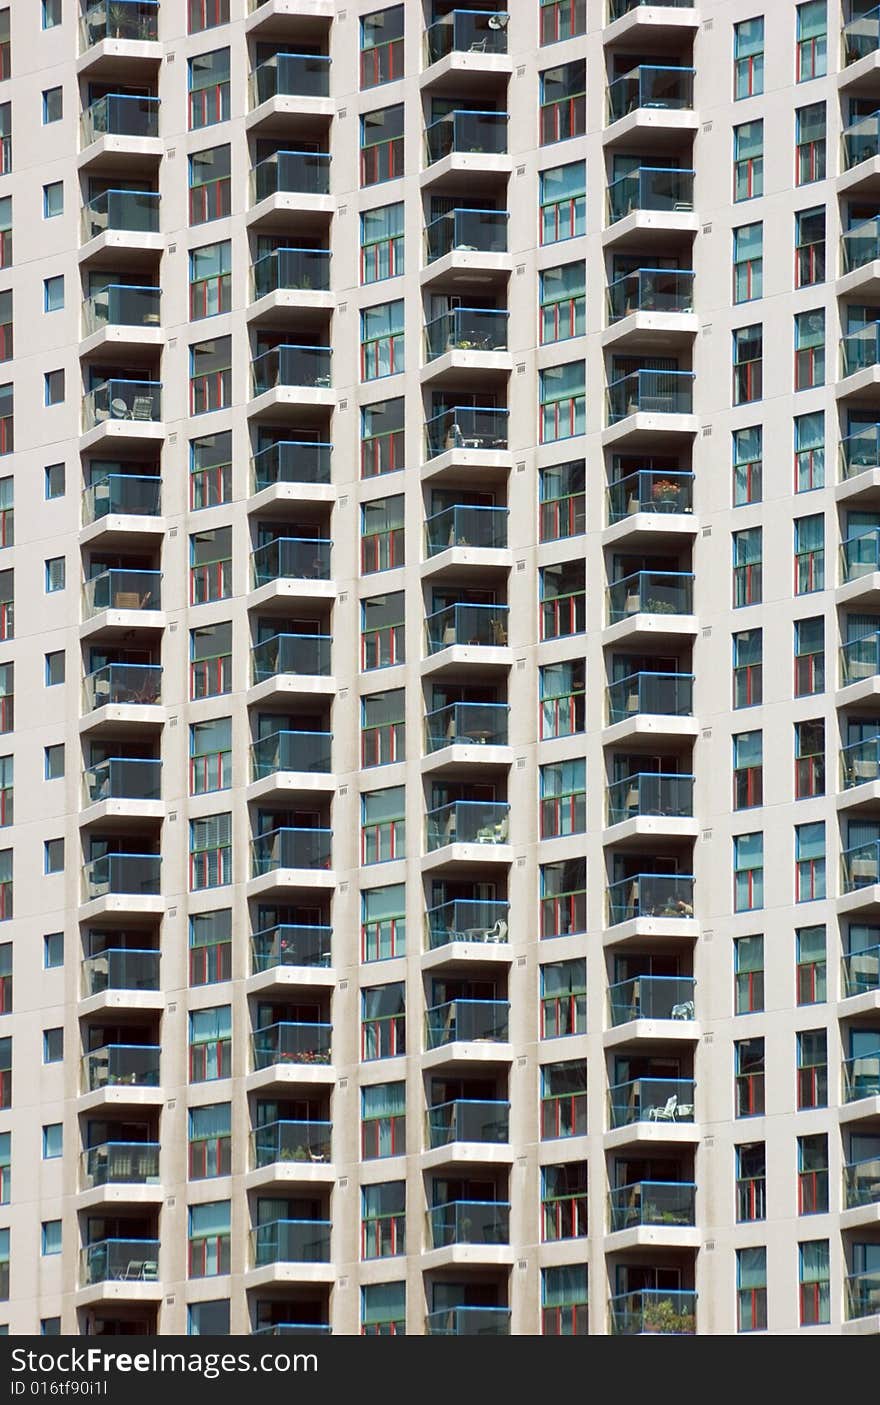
xmin=846 ymin=1156 xmax=880 ymax=1214
xmin=423 ymin=505 xmax=509 ymax=579
xmin=427 ymin=1199 xmax=510 ymax=1253
xmin=605 ymin=672 xmax=695 ymax=743
xmin=82 ymin=474 xmax=161 ymax=533
xmin=842 ymin=530 xmax=880 ymax=610
xmin=82 ymin=285 xmax=161 ymax=352
xmin=425 ymin=800 xmax=510 ymax=866
xmin=424 ymin=406 xmax=510 ymax=480
xmin=252 ymin=441 xmax=332 ymax=496
xmin=424 ymin=111 xmax=510 ymax=181
xmin=426 ymin=1097 xmax=511 ymax=1159
xmin=608 ymin=1180 xmax=696 ymax=1235
xmin=605 ymin=471 xmax=696 ymax=548
xmin=251 ymin=923 xmax=333 ymax=977
xmin=424 ymin=208 xmax=510 ymax=285
xmin=605 ymin=166 xmax=696 ymax=241
xmin=844 ymin=1049 xmax=880 ymax=1105
xmin=250 ymin=249 xmax=332 ymax=317
xmin=606 ymin=571 xmax=696 ymax=644
xmin=423 ymin=702 xmax=510 ymax=774
xmin=424 ymin=307 xmax=509 ymax=370
xmin=81 ymin=568 xmax=162 ymax=639
xmin=606 ymin=65 xmax=696 ymax=141
xmin=250 ymin=828 xmax=333 ymax=895
xmin=846 ymin=1271 xmax=880 ymax=1328
xmin=426 ymin=1306 xmax=510 ymax=1336
xmin=606 ymin=772 xmax=695 ymax=833
xmin=252 ymin=730 xmax=332 ymax=782
xmin=424 ymin=899 xmax=510 ymax=960
xmin=81 ymin=1044 xmax=161 ymax=1095
xmin=605 ymin=268 xmax=696 ymax=350
xmin=843 ymin=944 xmax=880 ymax=999
xmin=607 ymin=0 xmax=699 ymax=34
xmin=245 ymin=0 xmax=335 ymax=33
xmin=608 ymin=975 xmax=696 ymax=1030
xmin=424 ymin=604 xmax=509 ymax=671
xmin=248 ymin=53 xmax=332 ymax=124
xmin=81 ymin=854 xmax=162 ymax=915
xmin=248 ymin=151 xmax=331 ymax=222
xmin=425 ymin=997 xmax=510 ymax=1054
xmin=80 ymin=1142 xmax=160 ymax=1194
xmin=606 ymin=370 xmax=695 ymax=443
xmin=841 ymin=219 xmax=880 ymax=301
xmin=249 ymin=634 xmax=333 ymax=705
xmin=841 ymin=840 xmax=880 ymax=913
xmin=251 ymin=344 xmax=332 ymax=407
xmin=843 ymin=6 xmax=880 ymax=69
xmin=81 ymin=380 xmax=162 ymax=452
xmin=252 ymin=1021 xmax=332 ymax=1074
xmin=82 ymin=663 xmax=163 ymax=721
xmin=82 ymin=758 xmax=162 ymax=821
xmin=79 ymin=94 xmax=161 ymax=171
xmin=424 ymin=9 xmax=510 ymax=68
xmin=81 ymin=949 xmax=160 ymax=1000
xmin=842 ymin=737 xmax=880 ymax=802
xmin=840 ymin=426 xmax=880 ymax=509
xmin=841 ymin=323 xmax=880 ymax=400
xmin=608 ymin=1078 xmax=696 ymax=1144
xmin=250 ymin=537 xmax=332 ymax=603
xmin=606 ymin=872 xmax=696 ymax=928
xmin=841 ymin=115 xmax=880 ymax=204
xmin=841 ymin=633 xmax=880 ymax=695
xmin=79 ymin=1238 xmax=160 ymax=1291
xmin=251 ymin=1219 xmax=332 ymax=1271
xmin=609 ymin=1288 xmax=696 ymax=1337
xmin=80 ymin=190 xmax=160 ymax=257
xmin=251 ymin=1120 xmax=332 ymax=1173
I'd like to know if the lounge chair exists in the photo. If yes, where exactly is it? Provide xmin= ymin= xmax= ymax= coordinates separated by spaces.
xmin=646 ymin=1095 xmax=678 ymax=1121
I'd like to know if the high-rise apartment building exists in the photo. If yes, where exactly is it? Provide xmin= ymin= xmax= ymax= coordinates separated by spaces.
xmin=0 ymin=0 xmax=877 ymax=1339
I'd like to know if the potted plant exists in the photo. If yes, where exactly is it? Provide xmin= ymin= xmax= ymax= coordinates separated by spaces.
xmin=651 ymin=477 xmax=682 ymax=509
xmin=642 ymin=1297 xmax=694 ymax=1335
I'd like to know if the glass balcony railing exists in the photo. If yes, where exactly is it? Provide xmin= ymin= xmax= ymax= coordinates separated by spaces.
xmin=842 ymin=114 xmax=880 ymax=172
xmin=81 ymin=94 xmax=160 ymax=147
xmin=426 ymin=406 xmax=509 ymax=457
xmin=607 ymin=368 xmax=694 ymax=420
xmin=251 ymin=537 xmax=331 ymax=587
xmin=844 ymin=1155 xmax=880 ymax=1208
xmin=610 ymin=0 xmax=696 ymax=16
xmin=843 ymin=1049 xmax=880 ymax=1101
xmin=609 ymin=1288 xmax=696 ymax=1336
xmin=608 ymin=975 xmax=696 ymax=1025
xmin=842 ymin=217 xmax=880 ymax=274
xmin=250 ymin=53 xmax=331 ymax=106
xmin=607 ymin=771 xmax=694 ymax=824
xmin=252 ymin=1324 xmax=332 ymax=1337
xmin=80 ymin=0 xmax=159 ymax=47
xmin=426 ymin=602 xmax=509 ymax=652
xmin=607 ymin=570 xmax=694 ymax=622
xmin=425 ymin=998 xmax=510 ymax=1047
xmin=607 ymin=65 xmax=694 ymax=122
xmin=82 ymin=1043 xmax=161 ymax=1091
xmin=842 ymin=736 xmax=880 ymax=789
xmin=425 ymin=308 xmax=509 ymax=360
xmin=843 ymin=943 xmax=880 ymax=996
xmin=83 ymin=662 xmax=162 ymax=711
xmin=83 ymin=568 xmax=161 ymax=618
xmin=251 ymin=633 xmax=332 ymax=682
xmin=426 ymin=505 xmax=508 ymax=555
xmin=843 ymin=321 xmax=880 ymax=377
xmin=841 ymin=632 xmax=880 ymax=686
xmin=607 ymin=470 xmax=693 ymax=521
xmin=80 ymin=1239 xmax=160 ymax=1287
xmin=426 ymin=799 xmax=510 ymax=849
xmin=82 ymin=189 xmax=160 ymax=242
xmin=251 ymin=923 xmax=332 ymax=971
xmin=428 ymin=1199 xmax=510 ymax=1248
xmin=252 ymin=1021 xmax=332 ymax=1069
xmin=81 ymin=1142 xmax=160 ymax=1190
xmin=83 ymin=378 xmax=161 ymax=428
xmin=251 ymin=827 xmax=332 ymax=874
xmin=841 ymin=425 xmax=880 ymax=480
xmin=425 ymin=9 xmax=509 ymax=64
xmin=425 ymin=898 xmax=509 ymax=947
xmin=607 ymin=872 xmax=695 ymax=923
xmin=843 ymin=529 xmax=880 ymax=582
xmin=82 ymin=948 xmax=160 ymax=995
xmin=846 ymin=1271 xmax=880 ymax=1322
xmin=426 ymin=208 xmax=509 ymax=263
xmin=607 ymin=671 xmax=694 ymax=724
xmin=252 ymin=730 xmax=332 ymax=778
xmin=84 ymin=757 xmax=161 ymax=805
xmin=609 ymin=1077 xmax=696 ymax=1128
xmin=608 ymin=166 xmax=694 ymax=222
xmin=252 ymin=1219 xmax=331 ymax=1265
xmin=252 ymin=248 xmax=331 ymax=299
xmin=83 ymin=284 xmax=161 ymax=335
xmin=83 ymin=474 xmax=161 ymax=522
xmin=842 ymin=839 xmax=880 ymax=891
xmin=607 ymin=268 xmax=694 ymax=322
xmin=82 ymin=853 xmax=161 ymax=901
xmin=251 ymin=150 xmax=331 ymax=202
xmin=844 ymin=8 xmax=880 ymax=67
xmin=252 ymin=1120 xmax=332 ymax=1168
xmin=425 ymin=701 xmax=509 ymax=752
xmin=252 ymin=345 xmax=332 ymax=394
xmin=427 ymin=1098 xmax=510 ymax=1148
xmin=608 ymin=1180 xmax=696 ymax=1232
xmin=426 ymin=1306 xmax=510 ymax=1336
xmin=426 ymin=111 xmax=509 ymax=164
xmin=252 ymin=440 xmax=332 ymax=489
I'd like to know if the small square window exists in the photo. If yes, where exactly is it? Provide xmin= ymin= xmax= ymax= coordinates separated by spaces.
xmin=45 ymin=651 xmax=64 ymax=686
xmin=45 ymin=557 xmax=65 ymax=593
xmin=43 ymin=933 xmax=63 ymax=968
xmin=41 ymin=1220 xmax=61 ymax=1255
xmin=42 ymin=88 xmax=62 ymax=124
xmin=42 ymin=1123 xmax=62 ymax=1158
xmin=40 ymin=1319 xmax=61 ymax=1336
xmin=44 ymin=370 xmax=64 ymax=406
xmin=44 ymin=464 xmax=64 ymax=499
xmin=44 ymin=745 xmax=63 ymax=780
xmin=44 ymin=839 xmax=63 ymax=874
xmin=44 ymin=276 xmax=63 ymax=312
xmin=43 ymin=183 xmax=63 ymax=219
xmin=41 ymin=0 xmax=61 ymax=29
xmin=43 ymin=1026 xmax=63 ymax=1062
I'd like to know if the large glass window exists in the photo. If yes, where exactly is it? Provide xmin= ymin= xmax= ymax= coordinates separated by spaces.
xmin=539 ymin=161 xmax=585 ymax=245
xmin=734 ymin=16 xmax=764 ymax=98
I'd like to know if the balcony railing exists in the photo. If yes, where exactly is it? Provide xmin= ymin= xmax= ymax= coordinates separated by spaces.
xmin=844 ymin=1155 xmax=880 ymax=1208
xmin=251 ymin=633 xmax=332 ymax=682
xmin=251 ymin=150 xmax=330 ymax=202
xmin=607 ymin=368 xmax=694 ymax=420
xmin=82 ymin=948 xmax=160 ymax=995
xmin=83 ymin=474 xmax=161 ymax=523
xmin=608 ymin=470 xmax=694 ymax=522
xmin=608 ymin=975 xmax=695 ymax=1025
xmin=251 ymin=827 xmax=332 ymax=874
xmin=81 ymin=1142 xmax=160 ymax=1189
xmin=83 ymin=568 xmax=161 ymax=617
xmin=82 ymin=189 xmax=159 ymax=242
xmin=249 ymin=53 xmax=331 ymax=106
xmin=608 ymin=1180 xmax=696 ymax=1232
xmin=426 ymin=208 xmax=509 ymax=263
xmin=252 ymin=248 xmax=331 ymax=299
xmin=842 ymin=320 xmax=880 ymax=377
xmin=251 ymin=923 xmax=332 ymax=971
xmin=252 ymin=345 xmax=332 ymax=394
xmin=842 ymin=839 xmax=880 ymax=891
xmin=842 ymin=736 xmax=880 ymax=790
xmin=425 ymin=9 xmax=509 ymax=64
xmin=425 ymin=998 xmax=510 ymax=1047
xmin=426 ymin=505 xmax=508 ymax=555
xmin=425 ymin=307 xmax=509 ymax=360
xmin=608 ymin=268 xmax=694 ymax=322
xmin=82 ymin=1043 xmax=161 ymax=1091
xmin=609 ymin=1288 xmax=696 ymax=1336
xmin=80 ymin=1238 xmax=160 ymax=1286
xmin=82 ymin=853 xmax=161 ymax=900
xmin=252 ymin=1119 xmax=332 ymax=1167
xmin=607 ymin=872 xmax=695 ymax=923
xmin=253 ymin=441 xmax=332 ymax=489
xmin=841 ymin=425 xmax=880 ymax=480
xmin=252 ymin=1219 xmax=331 ymax=1265
xmin=84 ymin=757 xmax=161 ymax=805
xmin=426 ymin=406 xmax=509 ymax=458
xmin=427 ymin=1098 xmax=510 ymax=1147
xmin=81 ymin=0 xmax=159 ymax=47
xmin=606 ymin=670 xmax=693 ymax=724
xmin=426 ymin=799 xmax=510 ymax=849
xmin=251 ymin=537 xmax=331 ymax=587
xmin=427 ymin=1199 xmax=510 ymax=1247
xmin=426 ymin=602 xmax=509 ymax=652
xmin=842 ymin=217 xmax=880 ymax=274
xmin=843 ymin=943 xmax=880 ymax=996
xmin=83 ymin=662 xmax=162 ymax=711
xmin=252 ymin=1021 xmax=332 ymax=1069
xmin=252 ymin=730 xmax=332 ymax=778
xmin=426 ymin=898 xmax=509 ymax=947
xmin=607 ymin=771 xmax=694 ymax=824
xmin=842 ymin=529 xmax=880 ymax=584
xmin=846 ymin=1271 xmax=880 ymax=1321
xmin=844 ymin=7 xmax=880 ymax=67
xmin=607 ymin=65 xmax=694 ymax=122
xmin=425 ymin=701 xmax=509 ymax=752
xmin=426 ymin=1306 xmax=510 ymax=1336
xmin=426 ymin=111 xmax=509 ymax=164
xmin=608 ymin=166 xmax=694 ymax=222
xmin=83 ymin=284 xmax=161 ymax=336
xmin=610 ymin=0 xmax=696 ymax=16
xmin=608 ymin=570 xmax=694 ymax=622
xmin=609 ymin=1077 xmax=695 ymax=1128
xmin=81 ymin=94 xmax=160 ymax=146
xmin=252 ymin=1324 xmax=332 ymax=1336
xmin=83 ymin=378 xmax=161 ymax=429
xmin=843 ymin=1048 xmax=880 ymax=1101
xmin=841 ymin=631 xmax=880 ymax=686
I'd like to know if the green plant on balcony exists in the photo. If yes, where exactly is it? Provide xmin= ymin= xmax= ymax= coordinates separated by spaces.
xmin=651 ymin=477 xmax=682 ymax=507
xmin=646 ymin=597 xmax=678 ymax=614
xmin=641 ymin=1297 xmax=694 ymax=1335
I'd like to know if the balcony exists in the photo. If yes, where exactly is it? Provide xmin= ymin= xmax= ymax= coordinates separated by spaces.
xmin=426 ymin=800 xmax=510 ymax=849
xmin=252 ymin=1323 xmax=332 ymax=1337
xmin=844 ymin=1049 xmax=880 ymax=1102
xmin=609 ymin=1077 xmax=695 ymax=1128
xmin=252 ymin=731 xmax=332 ymax=780
xmin=425 ymin=10 xmax=509 ymax=65
xmin=607 ymin=472 xmax=694 ymax=528
xmin=841 ymin=632 xmax=880 ymax=688
xmin=83 ymin=475 xmax=161 ymax=525
xmin=251 ymin=633 xmax=332 ymax=683
xmin=607 ymin=772 xmax=694 ymax=826
xmin=80 ymin=94 xmax=160 ymax=148
xmin=425 ymin=701 xmax=509 ymax=752
xmin=252 ymin=1120 xmax=332 ymax=1168
xmin=252 ymin=345 xmax=332 ymax=396
xmin=609 ymin=1288 xmax=696 ymax=1336
xmin=426 ymin=406 xmax=509 ymax=459
xmin=252 ymin=1022 xmax=332 ymax=1071
xmin=251 ymin=923 xmax=332 ymax=972
xmin=841 ymin=426 xmax=880 ymax=486
xmin=253 ymin=442 xmax=332 ymax=490
xmin=425 ymin=898 xmax=509 ymax=948
xmin=250 ymin=151 xmax=330 ymax=204
xmin=843 ymin=219 xmax=880 ymax=284
xmin=81 ymin=1142 xmax=160 ymax=1190
xmin=427 ymin=1199 xmax=510 ymax=1248
xmin=83 ymin=379 xmax=161 ymax=434
xmin=82 ymin=1044 xmax=161 ymax=1092
xmin=425 ymin=111 xmax=509 ymax=165
xmin=607 ymin=570 xmax=694 ymax=623
xmin=426 ymin=603 xmax=509 ymax=652
xmin=608 ymin=1180 xmax=696 ymax=1232
xmin=252 ymin=1219 xmax=331 ymax=1266
xmin=607 ymin=65 xmax=695 ymax=123
xmin=83 ymin=663 xmax=162 ymax=712
xmin=425 ymin=308 xmax=509 ymax=361
xmin=842 ymin=840 xmax=880 ymax=893
xmin=82 ymin=949 xmax=160 ymax=997
xmin=82 ymin=853 xmax=161 ymax=902
xmin=252 ymin=249 xmax=331 ymax=300
xmin=607 ymin=671 xmax=694 ymax=725
xmin=608 ymin=975 xmax=695 ymax=1025
xmin=843 ymin=737 xmax=880 ymax=791
xmin=607 ymin=369 xmax=694 ymax=422
xmin=84 ymin=758 xmax=161 ymax=806
xmin=609 ymin=0 xmax=698 ymax=17
xmin=80 ymin=0 xmax=159 ymax=48
xmin=842 ymin=322 xmax=880 ymax=383
xmin=425 ymin=505 xmax=508 ymax=557
xmin=607 ymin=872 xmax=695 ymax=924
xmin=83 ymin=568 xmax=161 ymax=618
xmin=846 ymin=1271 xmax=880 ymax=1322
xmin=425 ymin=998 xmax=510 ymax=1047
xmin=426 ymin=1306 xmax=510 ymax=1336
xmin=843 ymin=944 xmax=880 ymax=997
xmin=251 ymin=538 xmax=332 ymax=589
xmin=845 ymin=1156 xmax=880 ymax=1209
xmin=426 ymin=208 xmax=509 ymax=264
xmin=80 ymin=1238 xmax=160 ymax=1287
xmin=427 ymin=1098 xmax=509 ymax=1148
xmin=81 ymin=190 xmax=160 ymax=245
xmin=607 ymin=269 xmax=695 ymax=325
xmin=83 ymin=285 xmax=161 ymax=339
xmin=844 ymin=9 xmax=880 ymax=67
xmin=251 ymin=827 xmax=332 ymax=875
xmin=249 ymin=54 xmax=331 ymax=106
xmin=607 ymin=167 xmax=695 ymax=223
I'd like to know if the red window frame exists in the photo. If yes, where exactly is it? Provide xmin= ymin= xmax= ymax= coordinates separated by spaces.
xmin=190 ymin=368 xmax=230 ymax=416
xmin=361 ymin=1213 xmax=404 ymax=1259
xmin=540 ymin=690 xmax=584 ymax=739
xmin=541 ymin=592 xmax=585 ymax=640
xmin=188 ymin=1037 xmax=231 ymax=1081
xmin=361 ymin=1112 xmax=405 ymax=1159
xmin=795 ymin=753 xmax=823 ymax=800
xmin=540 ymin=1 xmax=585 ymax=46
xmin=188 ymin=0 xmax=227 ymax=35
xmin=795 ymin=345 xmax=823 ymax=391
xmin=189 ymin=85 xmax=227 ymax=131
xmin=190 ymin=460 xmax=230 ymax=510
xmin=796 ymin=138 xmax=824 ymax=185
xmin=735 ymin=1070 xmax=765 ymax=1116
xmin=541 ymin=993 xmax=584 ymax=1039
xmin=733 ymin=765 xmax=762 ymax=809
xmin=361 ymin=623 xmax=403 ymax=670
xmin=794 ymin=650 xmax=822 ymax=698
xmin=540 ymin=95 xmax=586 ymax=146
xmin=190 ymin=653 xmax=231 ymax=700
xmin=361 ymin=917 xmax=404 ymax=963
xmin=361 ymin=817 xmax=404 ymax=864
xmin=540 ymin=492 xmax=585 ymax=542
xmin=540 ymin=1091 xmax=587 ymax=1139
xmin=541 ymin=1193 xmax=587 ymax=1241
xmin=361 ymin=1014 xmax=405 ymax=1060
xmin=540 ymin=195 xmax=582 ymax=245
xmin=361 ymin=428 xmax=404 ymax=478
xmin=361 ymin=527 xmax=404 ymax=574
xmin=361 ymin=719 xmax=404 ymax=768
xmin=188 ymin=1234 xmax=230 ymax=1277
xmin=797 ymin=1167 xmax=827 ymax=1215
xmin=540 ymin=793 xmax=585 ymax=840
xmin=189 ymin=941 xmax=231 ymax=986
xmin=189 ymin=846 xmax=231 ymax=891
xmin=188 ymin=1134 xmax=231 ymax=1179
xmin=360 ymin=38 xmax=404 ymax=90
xmin=189 ymin=176 xmax=230 ymax=225
xmin=360 ymin=137 xmax=403 ymax=188
xmin=542 ymin=1304 xmax=588 ymax=1335
xmin=540 ymin=888 xmax=586 ymax=939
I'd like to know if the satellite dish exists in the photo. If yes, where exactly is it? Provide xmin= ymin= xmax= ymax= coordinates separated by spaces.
xmin=488 ymin=13 xmax=510 ymax=29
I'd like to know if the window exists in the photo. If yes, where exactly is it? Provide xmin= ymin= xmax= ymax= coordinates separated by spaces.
xmin=736 ymin=1247 xmax=767 ymax=1332
xmin=733 ymin=324 xmax=762 ymax=403
xmin=796 ymin=103 xmax=825 ymax=184
xmin=189 ymin=1005 xmax=231 ymax=1081
xmin=190 ymin=525 xmax=231 ymax=604
xmin=796 ymin=1240 xmax=830 ymax=1327
xmin=540 ymin=459 xmax=585 ymax=542
xmin=188 ymin=1201 xmax=230 ymax=1277
xmin=190 ymin=717 xmax=231 ymax=796
xmin=190 ymin=621 xmax=231 ymax=699
xmin=190 ymin=812 xmax=231 ymax=890
xmin=190 ymin=336 xmax=231 ymax=414
xmin=733 ymin=425 xmax=762 ymax=505
xmin=733 ymin=527 xmax=762 ymax=607
xmin=794 ymin=617 xmax=823 ymax=696
xmin=540 ymin=161 xmax=586 ymax=245
xmin=540 ymin=1059 xmax=587 ymax=1138
xmin=794 ymin=514 xmax=824 ymax=593
xmin=361 ymin=688 xmax=404 ymax=768
xmin=540 ymin=659 xmax=585 ymax=739
xmin=42 ymin=87 xmax=62 ymax=123
xmin=361 ymin=591 xmax=404 ymax=669
xmin=42 ymin=1124 xmax=62 ymax=1159
xmin=0 ymin=1226 xmax=7 ymax=1300
xmin=361 ymin=1081 xmax=405 ymax=1159
xmin=43 ymin=276 xmax=63 ymax=313
xmin=189 ymin=145 xmax=231 ymax=225
xmin=41 ymin=1320 xmax=61 ymax=1337
xmin=542 ymin=1162 xmax=587 ymax=1241
xmin=361 ymin=202 xmax=403 ymax=284
xmin=735 ymin=1036 xmax=765 ymax=1116
xmin=0 ymin=1035 xmax=8 ymax=1106
xmin=540 ymin=758 xmax=586 ymax=839
xmin=795 ymin=207 xmax=825 ymax=287
xmin=794 ymin=411 xmax=824 ymax=491
xmin=540 ymin=560 xmax=585 ymax=639
xmin=0 ymin=10 xmax=7 ymax=82
xmin=795 ymin=821 xmax=826 ymax=902
xmin=44 ymin=369 xmax=64 ymax=406
xmin=734 ymin=933 xmax=764 ymax=1014
xmin=0 ymin=479 xmax=10 ymax=546
xmin=733 ymin=628 xmax=762 ymax=708
xmin=45 ymin=463 xmax=64 ymax=500
xmin=540 ymin=959 xmax=587 ymax=1039
xmin=797 ymin=925 xmax=826 ymax=1005
xmin=795 ymin=720 xmax=825 ymax=800
xmin=360 ymin=299 xmax=404 ymax=380
xmin=734 ymin=16 xmax=764 ymax=98
xmin=188 ymin=0 xmax=228 ymax=34
xmin=189 ymin=242 xmax=231 ymax=320
xmin=360 ymin=6 xmax=404 ymax=89
xmin=362 ymin=883 xmax=405 ymax=962
xmin=734 ymin=120 xmax=763 ymax=200
xmin=43 ymin=934 xmax=62 ymax=970
xmin=188 ymin=1102 xmax=231 ymax=1178
xmin=43 ymin=182 xmax=62 ymax=218
xmin=361 ymin=1181 xmax=405 ymax=1259
xmin=41 ymin=1221 xmax=61 ymax=1256
xmin=0 ymin=570 xmax=10 ymax=641
xmin=0 ymin=1135 xmax=8 ymax=1205
xmin=733 ymin=731 xmax=762 ymax=810
xmin=362 ymin=1281 xmax=405 ymax=1336
xmin=540 ymin=361 xmax=585 ymax=442
xmin=0 ymin=663 xmax=9 ymax=733
xmin=361 ymin=982 xmax=405 ymax=1059
xmin=188 ymin=48 xmax=230 ymax=130
xmin=798 ymin=1132 xmax=829 ymax=1214
xmin=0 ymin=943 xmax=9 ymax=1011
xmin=43 ymin=1027 xmax=63 ymax=1063
xmin=190 ymin=909 xmax=231 ymax=987
xmin=361 ymin=495 xmax=404 ymax=573
xmin=0 ymin=101 xmax=9 ymax=176
xmin=794 ymin=309 xmax=824 ymax=390
xmin=362 ymin=396 xmax=404 ymax=477
xmin=189 ymin=1301 xmax=230 ymax=1336
xmin=42 ymin=0 xmax=61 ymax=28
xmin=797 ymin=1030 xmax=828 ymax=1109
xmin=361 ymin=786 xmax=405 ymax=863
xmin=0 ymin=384 xmax=9 ymax=455
xmin=541 ymin=857 xmax=586 ymax=938
xmin=360 ymin=104 xmax=403 ymax=187
xmin=736 ymin=1142 xmax=766 ymax=1222
xmin=541 ymin=0 xmax=586 ymax=45
xmin=44 ymin=840 xmax=63 ymax=875
xmin=733 ymin=222 xmax=762 ymax=302
xmin=45 ymin=557 xmax=65 ymax=593
xmin=797 ymin=2 xmax=827 ymax=81
xmin=190 ymin=431 xmax=231 ymax=511
xmin=0 ymin=198 xmax=9 ymax=264
xmin=540 ymin=60 xmax=586 ymax=144
xmin=540 ymin=262 xmax=585 ymax=344
xmin=734 ymin=832 xmax=763 ymax=912
xmin=44 ymin=744 xmax=64 ymax=781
